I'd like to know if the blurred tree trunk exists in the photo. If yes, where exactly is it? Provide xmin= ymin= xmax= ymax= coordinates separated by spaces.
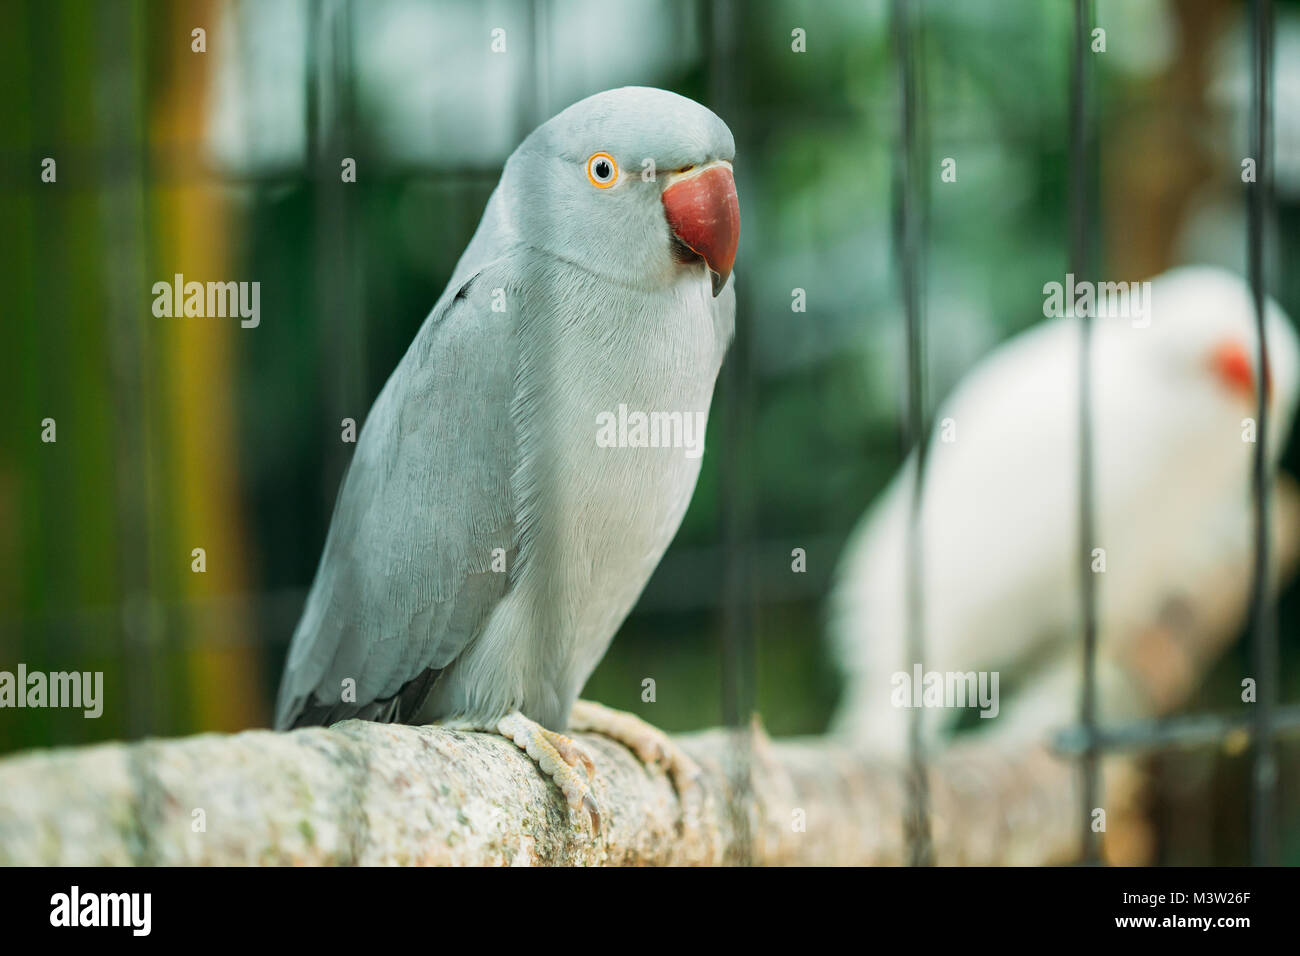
xmin=150 ymin=0 xmax=265 ymax=730
xmin=1104 ymin=0 xmax=1233 ymax=278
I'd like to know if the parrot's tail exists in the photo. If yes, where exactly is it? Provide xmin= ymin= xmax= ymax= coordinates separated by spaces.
xmin=275 ymin=667 xmax=442 ymax=730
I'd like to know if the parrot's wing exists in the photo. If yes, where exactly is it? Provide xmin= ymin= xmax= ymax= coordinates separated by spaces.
xmin=275 ymin=263 xmax=520 ymax=728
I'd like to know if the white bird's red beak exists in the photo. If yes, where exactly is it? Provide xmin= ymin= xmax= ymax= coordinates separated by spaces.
xmin=662 ymin=160 xmax=739 ymax=296
xmin=1212 ymin=339 xmax=1272 ymax=403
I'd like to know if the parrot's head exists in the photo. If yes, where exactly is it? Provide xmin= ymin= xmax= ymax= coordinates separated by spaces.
xmin=1140 ymin=265 xmax=1300 ymax=463
xmin=502 ymin=86 xmax=739 ymax=297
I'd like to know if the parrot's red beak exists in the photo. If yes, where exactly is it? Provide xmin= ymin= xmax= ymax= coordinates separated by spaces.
xmin=662 ymin=160 xmax=739 ymax=297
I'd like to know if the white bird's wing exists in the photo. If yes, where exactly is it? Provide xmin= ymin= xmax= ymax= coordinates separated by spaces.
xmin=275 ymin=262 xmax=520 ymax=728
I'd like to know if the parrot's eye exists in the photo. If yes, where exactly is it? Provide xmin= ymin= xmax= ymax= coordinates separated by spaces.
xmin=586 ymin=152 xmax=618 ymax=188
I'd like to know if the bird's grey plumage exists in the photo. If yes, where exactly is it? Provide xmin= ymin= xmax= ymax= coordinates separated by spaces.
xmin=276 ymin=87 xmax=736 ymax=732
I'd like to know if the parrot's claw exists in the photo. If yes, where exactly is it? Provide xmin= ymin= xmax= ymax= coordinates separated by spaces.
xmin=568 ymin=699 xmax=704 ymax=818
xmin=581 ymin=793 xmax=601 ymax=835
xmin=551 ymin=733 xmax=597 ymax=779
xmin=496 ymin=711 xmax=601 ymax=832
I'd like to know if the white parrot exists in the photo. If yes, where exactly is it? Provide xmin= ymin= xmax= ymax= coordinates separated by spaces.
xmin=275 ymin=88 xmax=740 ymax=828
xmin=831 ymin=266 xmax=1300 ymax=754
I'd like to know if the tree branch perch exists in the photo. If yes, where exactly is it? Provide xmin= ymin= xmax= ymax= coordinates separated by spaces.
xmin=0 ymin=718 xmax=1107 ymax=866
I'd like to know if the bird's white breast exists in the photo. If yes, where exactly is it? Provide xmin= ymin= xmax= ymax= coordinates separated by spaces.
xmin=437 ymin=266 xmax=732 ymax=728
xmin=536 ymin=275 xmax=728 ymax=687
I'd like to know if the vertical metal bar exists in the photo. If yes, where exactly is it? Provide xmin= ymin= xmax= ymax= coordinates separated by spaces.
xmin=530 ymin=0 xmax=551 ymax=126
xmin=708 ymin=0 xmax=757 ymax=867
xmin=1070 ymin=0 xmax=1101 ymax=866
xmin=93 ymin=0 xmax=159 ymax=737
xmin=710 ymin=0 xmax=755 ymax=734
xmin=1246 ymin=0 xmax=1277 ymax=868
xmin=308 ymin=0 xmax=365 ymax=501
xmin=891 ymin=0 xmax=932 ymax=867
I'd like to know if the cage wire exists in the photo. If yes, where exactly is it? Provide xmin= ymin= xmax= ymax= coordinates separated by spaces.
xmin=1070 ymin=0 xmax=1101 ymax=867
xmin=92 ymin=0 xmax=158 ymax=740
xmin=1247 ymin=0 xmax=1279 ymax=868
xmin=892 ymin=0 xmax=934 ymax=868
xmin=708 ymin=0 xmax=758 ymax=865
xmin=308 ymin=0 xmax=366 ymax=518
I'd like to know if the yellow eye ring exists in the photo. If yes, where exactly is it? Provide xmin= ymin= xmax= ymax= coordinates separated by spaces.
xmin=586 ymin=152 xmax=618 ymax=188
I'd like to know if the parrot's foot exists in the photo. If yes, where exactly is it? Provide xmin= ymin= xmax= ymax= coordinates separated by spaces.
xmin=496 ymin=711 xmax=601 ymax=832
xmin=568 ymin=699 xmax=703 ymax=814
